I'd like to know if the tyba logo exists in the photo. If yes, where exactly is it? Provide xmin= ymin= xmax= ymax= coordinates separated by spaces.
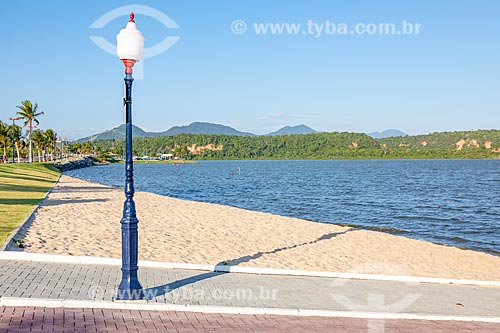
xmin=90 ymin=4 xmax=180 ymax=79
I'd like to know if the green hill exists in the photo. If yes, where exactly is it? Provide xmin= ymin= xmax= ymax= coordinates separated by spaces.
xmin=368 ymin=129 xmax=407 ymax=138
xmin=377 ymin=130 xmax=500 ymax=149
xmin=266 ymin=125 xmax=317 ymax=136
xmin=158 ymin=122 xmax=255 ymax=136
xmin=75 ymin=124 xmax=152 ymax=143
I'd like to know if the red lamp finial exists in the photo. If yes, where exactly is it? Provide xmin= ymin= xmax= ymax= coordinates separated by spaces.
xmin=122 ymin=59 xmax=136 ymax=74
xmin=129 ymin=12 xmax=135 ymax=23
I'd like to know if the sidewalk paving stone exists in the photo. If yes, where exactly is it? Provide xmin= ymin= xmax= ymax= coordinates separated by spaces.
xmin=1 ymin=259 xmax=500 ymax=318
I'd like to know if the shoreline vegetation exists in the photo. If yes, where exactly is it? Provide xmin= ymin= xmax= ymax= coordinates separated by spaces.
xmin=128 ymin=159 xmax=197 ymax=164
xmin=0 ymin=163 xmax=60 ymax=245
xmin=8 ymin=173 xmax=500 ymax=281
xmin=71 ymin=129 xmax=500 ymax=161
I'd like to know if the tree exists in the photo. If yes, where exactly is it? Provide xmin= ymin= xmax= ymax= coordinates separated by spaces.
xmin=7 ymin=124 xmax=23 ymax=163
xmin=67 ymin=142 xmax=81 ymax=154
xmin=0 ymin=121 xmax=7 ymax=163
xmin=33 ymin=129 xmax=45 ymax=162
xmin=171 ymin=145 xmax=190 ymax=159
xmin=16 ymin=100 xmax=44 ymax=163
xmin=44 ymin=129 xmax=57 ymax=161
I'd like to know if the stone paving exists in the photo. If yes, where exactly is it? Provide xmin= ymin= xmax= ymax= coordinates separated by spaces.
xmin=1 ymin=258 xmax=500 ymax=332
xmin=1 ymin=306 xmax=500 ymax=333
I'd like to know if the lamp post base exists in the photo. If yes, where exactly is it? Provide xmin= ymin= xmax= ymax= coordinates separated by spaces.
xmin=115 ymin=271 xmax=144 ymax=300
xmin=116 ymin=214 xmax=143 ymax=300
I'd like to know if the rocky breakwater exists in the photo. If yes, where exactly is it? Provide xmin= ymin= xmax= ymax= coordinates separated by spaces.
xmin=54 ymin=157 xmax=97 ymax=172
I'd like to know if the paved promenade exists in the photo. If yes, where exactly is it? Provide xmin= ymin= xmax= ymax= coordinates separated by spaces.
xmin=2 ymin=306 xmax=500 ymax=333
xmin=1 ymin=257 xmax=500 ymax=332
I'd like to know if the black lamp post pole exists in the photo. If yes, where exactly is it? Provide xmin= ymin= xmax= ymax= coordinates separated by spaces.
xmin=116 ymin=69 xmax=143 ymax=300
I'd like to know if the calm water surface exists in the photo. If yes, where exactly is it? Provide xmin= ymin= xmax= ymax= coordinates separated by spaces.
xmin=65 ymin=160 xmax=500 ymax=255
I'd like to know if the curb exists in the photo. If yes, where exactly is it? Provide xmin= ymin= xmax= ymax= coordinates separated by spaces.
xmin=0 ymin=174 xmax=61 ymax=251
xmin=1 ymin=251 xmax=500 ymax=287
xmin=1 ymin=297 xmax=499 ymax=323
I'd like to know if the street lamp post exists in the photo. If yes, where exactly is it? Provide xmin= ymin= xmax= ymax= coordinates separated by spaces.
xmin=59 ymin=137 xmax=63 ymax=160
xmin=43 ymin=136 xmax=46 ymax=162
xmin=115 ymin=12 xmax=145 ymax=301
xmin=64 ymin=138 xmax=70 ymax=158
xmin=8 ymin=117 xmax=20 ymax=163
xmin=29 ymin=125 xmax=37 ymax=163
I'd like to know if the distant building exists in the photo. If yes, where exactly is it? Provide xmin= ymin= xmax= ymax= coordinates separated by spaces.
xmin=160 ymin=153 xmax=173 ymax=160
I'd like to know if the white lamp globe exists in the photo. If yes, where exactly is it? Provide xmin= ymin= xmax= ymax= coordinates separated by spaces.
xmin=116 ymin=13 xmax=144 ymax=61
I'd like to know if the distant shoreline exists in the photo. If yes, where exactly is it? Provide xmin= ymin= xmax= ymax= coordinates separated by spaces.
xmin=79 ymin=129 xmax=500 ymax=160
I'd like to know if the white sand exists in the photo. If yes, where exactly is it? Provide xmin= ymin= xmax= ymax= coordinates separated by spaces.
xmin=18 ymin=175 xmax=500 ymax=281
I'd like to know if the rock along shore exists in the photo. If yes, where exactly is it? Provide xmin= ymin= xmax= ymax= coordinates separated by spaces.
xmin=53 ymin=157 xmax=97 ymax=172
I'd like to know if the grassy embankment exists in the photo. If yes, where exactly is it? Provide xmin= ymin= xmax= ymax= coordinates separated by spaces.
xmin=0 ymin=163 xmax=60 ymax=246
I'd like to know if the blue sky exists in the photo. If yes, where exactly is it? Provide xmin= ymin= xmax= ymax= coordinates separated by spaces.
xmin=1 ymin=0 xmax=499 ymax=139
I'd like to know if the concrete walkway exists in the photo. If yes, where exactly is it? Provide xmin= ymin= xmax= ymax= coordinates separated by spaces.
xmin=1 ymin=257 xmax=500 ymax=332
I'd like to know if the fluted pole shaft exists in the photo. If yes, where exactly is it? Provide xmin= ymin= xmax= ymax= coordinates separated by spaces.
xmin=116 ymin=71 xmax=143 ymax=300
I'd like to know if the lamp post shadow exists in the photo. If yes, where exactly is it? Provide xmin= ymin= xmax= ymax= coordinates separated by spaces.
xmin=142 ymin=229 xmax=353 ymax=301
xmin=142 ymin=271 xmax=227 ymax=300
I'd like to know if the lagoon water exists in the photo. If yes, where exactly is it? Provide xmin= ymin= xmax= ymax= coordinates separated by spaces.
xmin=65 ymin=160 xmax=500 ymax=255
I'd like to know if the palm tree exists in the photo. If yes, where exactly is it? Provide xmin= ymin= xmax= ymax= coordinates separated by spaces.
xmin=0 ymin=121 xmax=7 ymax=163
xmin=44 ymin=129 xmax=57 ymax=161
xmin=7 ymin=124 xmax=23 ymax=163
xmin=33 ymin=129 xmax=45 ymax=162
xmin=16 ymin=100 xmax=44 ymax=163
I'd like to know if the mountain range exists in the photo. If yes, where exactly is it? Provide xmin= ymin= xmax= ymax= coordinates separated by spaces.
xmin=75 ymin=122 xmax=405 ymax=142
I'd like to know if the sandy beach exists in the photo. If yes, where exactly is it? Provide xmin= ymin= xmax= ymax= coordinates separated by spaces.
xmin=11 ymin=175 xmax=500 ymax=281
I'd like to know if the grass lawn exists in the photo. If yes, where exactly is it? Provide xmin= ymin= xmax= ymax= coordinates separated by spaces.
xmin=0 ymin=163 xmax=60 ymax=246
